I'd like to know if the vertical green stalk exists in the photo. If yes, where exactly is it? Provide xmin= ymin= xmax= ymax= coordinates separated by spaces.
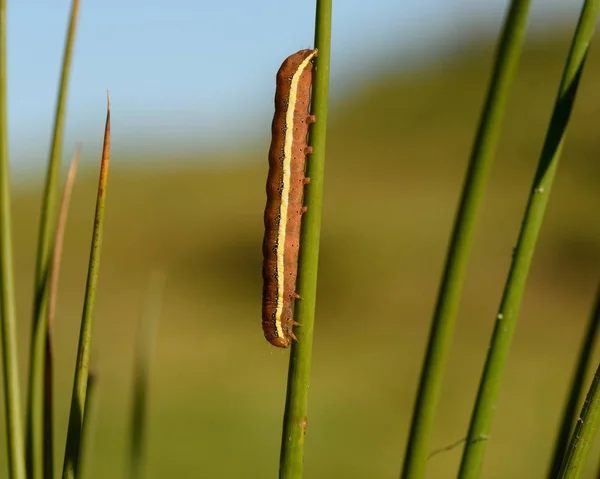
xmin=458 ymin=2 xmax=600 ymax=478
xmin=0 ymin=0 xmax=26 ymax=478
xmin=129 ymin=271 xmax=165 ymax=479
xmin=557 ymin=362 xmax=600 ymax=479
xmin=279 ymin=1 xmax=331 ymax=478
xmin=547 ymin=283 xmax=600 ymax=478
xmin=78 ymin=370 xmax=98 ymax=479
xmin=400 ymin=2 xmax=532 ymax=478
xmin=26 ymin=2 xmax=80 ymax=478
xmin=62 ymin=94 xmax=111 ymax=479
xmin=44 ymin=149 xmax=80 ymax=479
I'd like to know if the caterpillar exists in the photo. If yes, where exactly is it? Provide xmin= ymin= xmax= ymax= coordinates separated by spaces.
xmin=261 ymin=48 xmax=318 ymax=348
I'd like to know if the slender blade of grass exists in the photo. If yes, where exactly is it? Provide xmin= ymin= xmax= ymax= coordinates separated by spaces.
xmin=129 ymin=271 xmax=165 ymax=479
xmin=457 ymin=2 xmax=600 ymax=478
xmin=557 ymin=362 xmax=600 ymax=479
xmin=278 ymin=1 xmax=331 ymax=478
xmin=78 ymin=369 xmax=98 ymax=479
xmin=548 ymin=283 xmax=600 ymax=478
xmin=62 ymin=94 xmax=111 ymax=479
xmin=44 ymin=149 xmax=81 ymax=479
xmin=0 ymin=0 xmax=26 ymax=477
xmin=400 ymin=2 xmax=532 ymax=478
xmin=26 ymin=2 xmax=81 ymax=477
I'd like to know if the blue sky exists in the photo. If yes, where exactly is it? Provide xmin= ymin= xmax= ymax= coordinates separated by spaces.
xmin=5 ymin=0 xmax=578 ymax=177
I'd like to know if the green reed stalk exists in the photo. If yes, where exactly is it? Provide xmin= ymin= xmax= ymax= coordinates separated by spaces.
xmin=457 ymin=2 xmax=600 ymax=477
xmin=44 ymin=149 xmax=80 ymax=479
xmin=400 ymin=2 xmax=532 ymax=478
xmin=26 ymin=2 xmax=80 ymax=477
xmin=78 ymin=370 xmax=98 ymax=479
xmin=279 ymin=1 xmax=331 ymax=478
xmin=62 ymin=95 xmax=111 ymax=479
xmin=548 ymin=283 xmax=600 ymax=478
xmin=0 ymin=0 xmax=26 ymax=477
xmin=557 ymin=362 xmax=600 ymax=479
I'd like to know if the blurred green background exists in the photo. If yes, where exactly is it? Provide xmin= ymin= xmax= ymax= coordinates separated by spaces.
xmin=1 ymin=32 xmax=600 ymax=478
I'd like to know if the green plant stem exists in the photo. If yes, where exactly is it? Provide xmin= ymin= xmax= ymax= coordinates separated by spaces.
xmin=129 ymin=271 xmax=165 ymax=479
xmin=457 ymin=2 xmax=600 ymax=478
xmin=44 ymin=148 xmax=80 ymax=479
xmin=279 ymin=1 xmax=331 ymax=478
xmin=62 ymin=94 xmax=111 ymax=479
xmin=0 ymin=1 xmax=26 ymax=478
xmin=548 ymin=283 xmax=600 ymax=478
xmin=26 ymin=2 xmax=80 ymax=477
xmin=558 ymin=362 xmax=600 ymax=479
xmin=400 ymin=2 xmax=532 ymax=478
xmin=78 ymin=369 xmax=98 ymax=479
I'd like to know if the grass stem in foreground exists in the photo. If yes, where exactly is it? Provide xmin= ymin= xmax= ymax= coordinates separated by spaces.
xmin=0 ymin=0 xmax=26 ymax=477
xmin=78 ymin=369 xmax=98 ymax=479
xmin=279 ymin=1 xmax=332 ymax=478
xmin=26 ymin=2 xmax=80 ymax=477
xmin=44 ymin=148 xmax=80 ymax=479
xmin=62 ymin=94 xmax=111 ymax=479
xmin=457 ymin=2 xmax=600 ymax=478
xmin=547 ymin=283 xmax=600 ymax=478
xmin=400 ymin=2 xmax=532 ymax=478
xmin=557 ymin=362 xmax=600 ymax=479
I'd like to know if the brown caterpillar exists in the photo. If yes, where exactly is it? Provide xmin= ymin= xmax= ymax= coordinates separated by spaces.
xmin=261 ymin=48 xmax=318 ymax=348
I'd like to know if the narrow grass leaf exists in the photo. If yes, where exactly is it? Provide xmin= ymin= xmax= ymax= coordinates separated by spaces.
xmin=557 ymin=362 xmax=600 ymax=479
xmin=26 ymin=2 xmax=81 ymax=477
xmin=279 ymin=1 xmax=332 ymax=478
xmin=62 ymin=94 xmax=111 ymax=479
xmin=78 ymin=369 xmax=98 ymax=479
xmin=129 ymin=271 xmax=165 ymax=479
xmin=44 ymin=148 xmax=81 ymax=479
xmin=458 ymin=2 xmax=600 ymax=478
xmin=400 ymin=3 xmax=532 ymax=477
xmin=0 ymin=0 xmax=26 ymax=477
xmin=548 ymin=283 xmax=600 ymax=478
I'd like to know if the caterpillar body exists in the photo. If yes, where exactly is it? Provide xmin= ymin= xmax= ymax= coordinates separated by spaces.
xmin=261 ymin=48 xmax=318 ymax=348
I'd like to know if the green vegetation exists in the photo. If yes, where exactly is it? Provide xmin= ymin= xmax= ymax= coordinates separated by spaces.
xmin=0 ymin=0 xmax=25 ymax=476
xmin=0 ymin=28 xmax=599 ymax=479
xmin=280 ymin=2 xmax=332 ymax=478
xmin=25 ymin=1 xmax=80 ymax=477
xmin=458 ymin=1 xmax=600 ymax=476
xmin=401 ymin=2 xmax=532 ymax=477
xmin=558 ymin=362 xmax=600 ymax=478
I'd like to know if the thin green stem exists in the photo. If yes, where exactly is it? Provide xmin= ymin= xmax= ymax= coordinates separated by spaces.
xmin=26 ymin=2 xmax=80 ymax=477
xmin=458 ymin=2 xmax=600 ymax=478
xmin=44 ymin=149 xmax=80 ymax=479
xmin=62 ymin=94 xmax=111 ymax=479
xmin=279 ymin=1 xmax=331 ymax=478
xmin=558 ymin=362 xmax=600 ymax=479
xmin=129 ymin=271 xmax=165 ymax=479
xmin=0 ymin=0 xmax=26 ymax=477
xmin=548 ymin=283 xmax=600 ymax=478
xmin=400 ymin=2 xmax=532 ymax=478
xmin=78 ymin=369 xmax=98 ymax=479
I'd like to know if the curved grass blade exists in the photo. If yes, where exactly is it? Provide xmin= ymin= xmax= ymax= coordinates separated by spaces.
xmin=400 ymin=2 xmax=532 ymax=477
xmin=44 ymin=148 xmax=81 ymax=479
xmin=548 ymin=283 xmax=600 ymax=478
xmin=0 ymin=0 xmax=26 ymax=477
xmin=129 ymin=271 xmax=165 ymax=479
xmin=62 ymin=93 xmax=111 ymax=479
xmin=26 ymin=2 xmax=81 ymax=477
xmin=557 ymin=362 xmax=600 ymax=479
xmin=457 ymin=2 xmax=600 ymax=477
xmin=278 ymin=1 xmax=332 ymax=478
